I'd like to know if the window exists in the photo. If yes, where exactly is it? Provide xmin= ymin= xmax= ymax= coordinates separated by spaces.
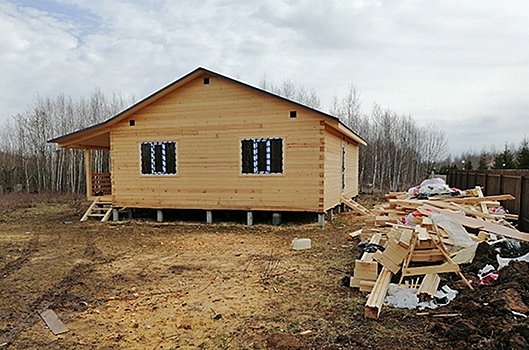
xmin=241 ymin=138 xmax=283 ymax=174
xmin=141 ymin=141 xmax=177 ymax=175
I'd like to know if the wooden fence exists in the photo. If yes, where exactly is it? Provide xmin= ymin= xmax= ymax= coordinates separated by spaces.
xmin=447 ymin=170 xmax=529 ymax=231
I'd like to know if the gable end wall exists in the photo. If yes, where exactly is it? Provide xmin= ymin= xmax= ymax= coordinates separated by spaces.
xmin=323 ymin=126 xmax=360 ymax=211
xmin=110 ymin=74 xmax=326 ymax=212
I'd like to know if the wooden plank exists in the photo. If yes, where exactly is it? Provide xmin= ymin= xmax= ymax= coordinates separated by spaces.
xmin=435 ymin=194 xmax=516 ymax=204
xmin=430 ymin=222 xmax=474 ymax=290
xmin=101 ymin=207 xmax=113 ymax=222
xmin=423 ymin=204 xmax=529 ymax=242
xmin=38 ymin=309 xmax=68 ymax=335
xmin=410 ymin=250 xmax=446 ymax=262
xmin=373 ymin=248 xmax=402 ymax=274
xmin=398 ymin=228 xmax=413 ymax=248
xmin=359 ymin=280 xmax=376 ymax=292
xmin=476 ymin=187 xmax=489 ymax=217
xmin=351 ymin=233 xmax=381 ymax=288
xmin=415 ymin=226 xmax=430 ymax=241
xmin=365 ymin=268 xmax=393 ymax=319
xmin=417 ymin=274 xmax=441 ymax=301
xmin=347 ymin=229 xmax=362 ymax=240
xmin=81 ymin=198 xmax=100 ymax=222
xmin=85 ymin=149 xmax=92 ymax=199
xmin=402 ymin=263 xmax=460 ymax=277
xmin=340 ymin=196 xmax=371 ymax=215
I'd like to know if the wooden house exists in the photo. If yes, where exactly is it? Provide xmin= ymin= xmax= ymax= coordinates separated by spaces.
xmin=49 ymin=67 xmax=366 ymax=225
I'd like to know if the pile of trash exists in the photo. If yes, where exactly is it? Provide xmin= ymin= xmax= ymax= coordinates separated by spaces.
xmin=407 ymin=178 xmax=459 ymax=199
xmin=347 ymin=180 xmax=529 ymax=322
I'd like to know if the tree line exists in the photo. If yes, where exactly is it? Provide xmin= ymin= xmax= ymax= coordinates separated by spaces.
xmin=439 ymin=138 xmax=529 ymax=173
xmin=266 ymin=79 xmax=448 ymax=192
xmin=0 ymin=90 xmax=134 ymax=193
xmin=0 ymin=79 xmax=448 ymax=195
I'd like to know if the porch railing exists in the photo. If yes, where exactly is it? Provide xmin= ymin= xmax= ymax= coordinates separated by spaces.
xmin=92 ymin=173 xmax=111 ymax=196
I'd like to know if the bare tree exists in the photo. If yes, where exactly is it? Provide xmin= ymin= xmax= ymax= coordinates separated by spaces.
xmin=0 ymin=90 xmax=134 ymax=193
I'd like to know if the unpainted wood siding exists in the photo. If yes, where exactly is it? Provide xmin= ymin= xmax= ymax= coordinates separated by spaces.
xmin=110 ymin=74 xmax=325 ymax=211
xmin=323 ymin=126 xmax=359 ymax=210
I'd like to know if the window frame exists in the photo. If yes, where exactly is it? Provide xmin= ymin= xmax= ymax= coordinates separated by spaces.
xmin=241 ymin=138 xmax=283 ymax=175
xmin=140 ymin=141 xmax=177 ymax=175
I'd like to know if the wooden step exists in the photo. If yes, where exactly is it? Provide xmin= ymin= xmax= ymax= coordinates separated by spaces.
xmin=81 ymin=198 xmax=113 ymax=222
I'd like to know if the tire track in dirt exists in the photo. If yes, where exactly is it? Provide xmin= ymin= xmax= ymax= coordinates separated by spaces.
xmin=0 ymin=240 xmax=114 ymax=346
xmin=0 ymin=238 xmax=38 ymax=279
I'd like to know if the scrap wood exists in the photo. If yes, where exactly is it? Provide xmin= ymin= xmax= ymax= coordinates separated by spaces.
xmin=402 ymin=263 xmax=460 ymax=277
xmin=417 ymin=273 xmax=441 ymax=301
xmin=347 ymin=229 xmax=362 ymax=240
xmin=372 ymin=239 xmax=409 ymax=274
xmin=433 ymin=194 xmax=515 ymax=204
xmin=409 ymin=250 xmax=446 ymax=262
xmin=398 ymin=230 xmax=418 ymax=284
xmin=364 ymin=267 xmax=393 ymax=319
xmin=359 ymin=280 xmax=377 ymax=292
xmin=476 ymin=187 xmax=490 ymax=219
xmin=385 ymin=192 xmax=408 ymax=200
xmin=366 ymin=216 xmax=401 ymax=227
xmin=351 ymin=233 xmax=382 ymax=289
xmin=424 ymin=200 xmax=498 ymax=220
xmin=430 ymin=223 xmax=474 ymax=290
xmin=340 ymin=195 xmax=371 ymax=215
xmin=423 ymin=204 xmax=529 ymax=242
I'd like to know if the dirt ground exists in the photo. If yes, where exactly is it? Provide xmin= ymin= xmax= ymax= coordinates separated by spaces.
xmin=0 ymin=194 xmax=528 ymax=349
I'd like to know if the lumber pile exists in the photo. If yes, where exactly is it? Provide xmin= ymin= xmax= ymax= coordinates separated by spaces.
xmin=350 ymin=185 xmax=524 ymax=319
xmin=369 ymin=186 xmax=522 ymax=242
xmin=353 ymin=224 xmax=471 ymax=319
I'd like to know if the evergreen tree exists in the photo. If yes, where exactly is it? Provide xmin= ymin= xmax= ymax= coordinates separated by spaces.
xmin=517 ymin=137 xmax=529 ymax=169
xmin=478 ymin=155 xmax=488 ymax=170
xmin=464 ymin=160 xmax=473 ymax=170
xmin=493 ymin=144 xmax=517 ymax=169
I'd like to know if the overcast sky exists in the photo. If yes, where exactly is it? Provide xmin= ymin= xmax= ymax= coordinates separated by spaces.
xmin=1 ymin=0 xmax=528 ymax=156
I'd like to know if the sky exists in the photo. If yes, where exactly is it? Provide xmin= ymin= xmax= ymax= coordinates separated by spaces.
xmin=1 ymin=0 xmax=528 ymax=156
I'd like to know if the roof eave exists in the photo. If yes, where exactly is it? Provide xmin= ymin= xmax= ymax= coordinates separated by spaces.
xmin=48 ymin=67 xmax=367 ymax=147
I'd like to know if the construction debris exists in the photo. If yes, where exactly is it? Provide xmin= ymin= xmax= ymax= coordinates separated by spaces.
xmin=341 ymin=195 xmax=371 ymax=216
xmin=351 ymin=183 xmax=524 ymax=319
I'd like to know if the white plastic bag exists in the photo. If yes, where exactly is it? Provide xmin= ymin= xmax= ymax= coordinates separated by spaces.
xmin=431 ymin=213 xmax=477 ymax=247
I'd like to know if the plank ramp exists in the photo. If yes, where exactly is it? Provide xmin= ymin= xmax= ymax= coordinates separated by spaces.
xmin=341 ymin=195 xmax=371 ymax=215
xmin=81 ymin=197 xmax=113 ymax=222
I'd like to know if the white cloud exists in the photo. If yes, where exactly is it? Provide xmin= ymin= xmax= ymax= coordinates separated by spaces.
xmin=0 ymin=0 xmax=528 ymax=155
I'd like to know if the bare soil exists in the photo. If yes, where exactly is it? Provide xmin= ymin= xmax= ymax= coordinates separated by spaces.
xmin=0 ymin=195 xmax=528 ymax=349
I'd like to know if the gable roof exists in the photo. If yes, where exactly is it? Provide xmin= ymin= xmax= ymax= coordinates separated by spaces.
xmin=49 ymin=67 xmax=367 ymax=148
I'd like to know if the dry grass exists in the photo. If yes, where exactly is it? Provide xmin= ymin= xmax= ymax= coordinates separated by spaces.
xmin=0 ymin=191 xmax=84 ymax=214
xmin=0 ymin=194 xmax=446 ymax=350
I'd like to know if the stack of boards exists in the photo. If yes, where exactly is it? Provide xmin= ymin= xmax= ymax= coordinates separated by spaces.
xmin=348 ymin=186 xmax=527 ymax=319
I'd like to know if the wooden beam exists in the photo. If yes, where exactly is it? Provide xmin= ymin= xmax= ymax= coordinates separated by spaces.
xmin=433 ymin=194 xmax=515 ymax=204
xmin=417 ymin=274 xmax=440 ymax=301
xmin=365 ymin=268 xmax=393 ymax=319
xmin=402 ymin=263 xmax=460 ymax=277
xmin=351 ymin=233 xmax=381 ymax=289
xmin=423 ymin=204 xmax=529 ymax=242
xmin=85 ymin=149 xmax=92 ymax=200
